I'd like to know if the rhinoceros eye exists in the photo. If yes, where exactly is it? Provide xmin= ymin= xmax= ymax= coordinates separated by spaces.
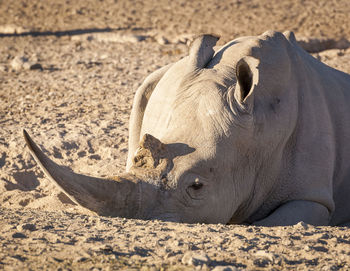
xmin=190 ymin=182 xmax=203 ymax=190
xmin=186 ymin=177 xmax=205 ymax=200
xmin=189 ymin=179 xmax=203 ymax=190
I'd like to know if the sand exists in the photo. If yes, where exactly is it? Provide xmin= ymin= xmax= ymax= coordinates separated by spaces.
xmin=1 ymin=0 xmax=350 ymax=270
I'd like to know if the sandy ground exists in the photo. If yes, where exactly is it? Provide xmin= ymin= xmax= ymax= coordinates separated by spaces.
xmin=1 ymin=0 xmax=350 ymax=270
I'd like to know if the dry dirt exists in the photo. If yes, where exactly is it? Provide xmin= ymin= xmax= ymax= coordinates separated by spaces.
xmin=1 ymin=0 xmax=350 ymax=270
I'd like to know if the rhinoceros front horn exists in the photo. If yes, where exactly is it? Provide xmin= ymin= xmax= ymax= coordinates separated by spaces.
xmin=23 ymin=130 xmax=153 ymax=218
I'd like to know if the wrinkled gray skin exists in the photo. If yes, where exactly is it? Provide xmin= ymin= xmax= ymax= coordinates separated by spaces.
xmin=24 ymin=30 xmax=350 ymax=226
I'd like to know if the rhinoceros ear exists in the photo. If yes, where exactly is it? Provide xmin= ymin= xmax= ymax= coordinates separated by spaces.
xmin=233 ymin=56 xmax=260 ymax=110
xmin=188 ymin=34 xmax=220 ymax=69
xmin=283 ymin=31 xmax=297 ymax=44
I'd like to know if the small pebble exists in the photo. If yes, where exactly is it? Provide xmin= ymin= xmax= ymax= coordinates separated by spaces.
xmin=0 ymin=24 xmax=29 ymax=34
xmin=23 ymin=62 xmax=31 ymax=70
xmin=212 ymin=266 xmax=239 ymax=271
xmin=295 ymin=221 xmax=309 ymax=230
xmin=181 ymin=251 xmax=210 ymax=266
xmin=10 ymin=56 xmax=28 ymax=71
xmin=17 ymin=223 xmax=37 ymax=232
xmin=156 ymin=35 xmax=169 ymax=45
xmin=254 ymin=250 xmax=274 ymax=262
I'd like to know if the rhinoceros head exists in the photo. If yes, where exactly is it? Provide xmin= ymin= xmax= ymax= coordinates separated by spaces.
xmin=24 ymin=31 xmax=299 ymax=224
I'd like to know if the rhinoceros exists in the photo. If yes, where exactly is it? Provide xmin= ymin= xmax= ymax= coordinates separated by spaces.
xmin=24 ymin=30 xmax=350 ymax=226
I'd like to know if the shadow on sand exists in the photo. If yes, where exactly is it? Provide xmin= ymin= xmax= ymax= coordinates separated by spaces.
xmin=0 ymin=27 xmax=150 ymax=38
